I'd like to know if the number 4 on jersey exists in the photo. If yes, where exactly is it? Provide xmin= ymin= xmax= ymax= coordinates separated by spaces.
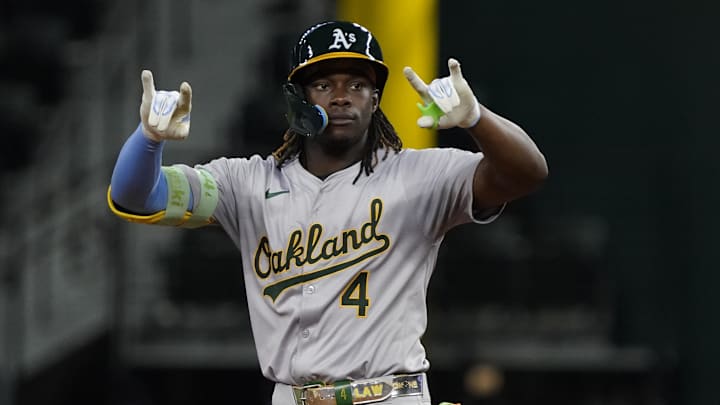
xmin=340 ymin=271 xmax=370 ymax=317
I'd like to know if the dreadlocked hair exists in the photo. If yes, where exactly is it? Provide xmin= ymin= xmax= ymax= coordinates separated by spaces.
xmin=272 ymin=108 xmax=402 ymax=184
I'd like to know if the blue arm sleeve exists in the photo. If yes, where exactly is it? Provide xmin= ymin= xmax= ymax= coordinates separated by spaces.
xmin=110 ymin=124 xmax=193 ymax=214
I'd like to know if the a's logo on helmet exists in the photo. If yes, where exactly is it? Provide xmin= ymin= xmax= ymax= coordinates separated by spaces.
xmin=328 ymin=28 xmax=356 ymax=50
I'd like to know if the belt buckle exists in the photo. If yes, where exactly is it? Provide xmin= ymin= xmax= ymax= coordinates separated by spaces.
xmin=297 ymin=383 xmax=323 ymax=405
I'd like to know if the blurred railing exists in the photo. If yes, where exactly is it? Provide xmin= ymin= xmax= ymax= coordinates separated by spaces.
xmin=0 ymin=0 xmax=334 ymax=394
xmin=1 ymin=4 xmax=337 ymax=396
xmin=0 ymin=0 xmax=128 ymax=387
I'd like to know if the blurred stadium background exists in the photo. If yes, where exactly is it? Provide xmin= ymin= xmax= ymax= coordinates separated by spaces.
xmin=1 ymin=0 xmax=719 ymax=404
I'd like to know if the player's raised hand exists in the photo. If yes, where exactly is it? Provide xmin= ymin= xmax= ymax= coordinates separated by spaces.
xmin=139 ymin=70 xmax=192 ymax=142
xmin=404 ymin=58 xmax=481 ymax=129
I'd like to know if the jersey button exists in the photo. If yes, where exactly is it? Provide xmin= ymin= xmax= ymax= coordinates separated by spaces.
xmin=306 ymin=285 xmax=315 ymax=294
xmin=301 ymin=329 xmax=310 ymax=338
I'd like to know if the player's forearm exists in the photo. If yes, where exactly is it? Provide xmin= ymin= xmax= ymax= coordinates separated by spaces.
xmin=468 ymin=105 xmax=548 ymax=195
xmin=110 ymin=123 xmax=169 ymax=213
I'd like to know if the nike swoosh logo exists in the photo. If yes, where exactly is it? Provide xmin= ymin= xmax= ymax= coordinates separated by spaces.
xmin=265 ymin=189 xmax=290 ymax=199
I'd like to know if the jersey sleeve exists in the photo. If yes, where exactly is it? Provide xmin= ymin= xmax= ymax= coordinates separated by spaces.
xmin=194 ymin=154 xmax=270 ymax=237
xmin=398 ymin=148 xmax=504 ymax=240
xmin=194 ymin=157 xmax=236 ymax=230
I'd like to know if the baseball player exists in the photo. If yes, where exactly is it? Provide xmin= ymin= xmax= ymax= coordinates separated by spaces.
xmin=108 ymin=21 xmax=547 ymax=405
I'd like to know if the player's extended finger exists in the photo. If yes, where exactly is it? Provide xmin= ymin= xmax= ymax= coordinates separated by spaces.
xmin=403 ymin=66 xmax=431 ymax=102
xmin=176 ymin=81 xmax=192 ymax=114
xmin=141 ymin=70 xmax=156 ymax=103
xmin=447 ymin=58 xmax=465 ymax=85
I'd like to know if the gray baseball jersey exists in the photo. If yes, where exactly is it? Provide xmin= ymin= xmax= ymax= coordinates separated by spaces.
xmin=192 ymin=147 xmax=499 ymax=385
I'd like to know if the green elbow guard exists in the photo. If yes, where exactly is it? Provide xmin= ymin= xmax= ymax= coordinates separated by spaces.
xmin=107 ymin=165 xmax=219 ymax=228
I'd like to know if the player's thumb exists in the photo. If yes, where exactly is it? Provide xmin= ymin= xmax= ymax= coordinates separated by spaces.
xmin=417 ymin=115 xmax=435 ymax=129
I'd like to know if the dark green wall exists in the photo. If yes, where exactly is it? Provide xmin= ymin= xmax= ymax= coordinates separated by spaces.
xmin=439 ymin=1 xmax=719 ymax=404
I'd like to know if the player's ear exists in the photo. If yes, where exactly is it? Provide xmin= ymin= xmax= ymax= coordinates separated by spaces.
xmin=371 ymin=89 xmax=379 ymax=112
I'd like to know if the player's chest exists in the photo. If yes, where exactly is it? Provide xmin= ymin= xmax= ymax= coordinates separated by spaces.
xmin=256 ymin=175 xmax=407 ymax=247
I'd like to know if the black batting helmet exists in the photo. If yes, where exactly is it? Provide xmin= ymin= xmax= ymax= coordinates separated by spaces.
xmin=288 ymin=21 xmax=389 ymax=95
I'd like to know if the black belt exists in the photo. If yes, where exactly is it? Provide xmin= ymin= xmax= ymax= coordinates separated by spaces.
xmin=292 ymin=373 xmax=424 ymax=405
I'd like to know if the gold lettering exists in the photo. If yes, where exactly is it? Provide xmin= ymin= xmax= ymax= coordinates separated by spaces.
xmin=360 ymin=199 xmax=382 ymax=243
xmin=342 ymin=229 xmax=360 ymax=251
xmin=321 ymin=237 xmax=338 ymax=259
xmin=253 ymin=237 xmax=271 ymax=278
xmin=253 ymin=198 xmax=389 ymax=282
xmin=270 ymin=251 xmax=283 ymax=272
xmin=285 ymin=230 xmax=304 ymax=268
xmin=360 ymin=219 xmax=374 ymax=243
xmin=370 ymin=384 xmax=383 ymax=395
xmin=306 ymin=224 xmax=323 ymax=264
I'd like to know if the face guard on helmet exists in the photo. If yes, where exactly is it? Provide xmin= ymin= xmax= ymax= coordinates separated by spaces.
xmin=283 ymin=21 xmax=388 ymax=137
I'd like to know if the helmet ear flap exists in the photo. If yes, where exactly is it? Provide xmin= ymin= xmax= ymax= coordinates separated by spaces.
xmin=282 ymin=82 xmax=328 ymax=137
